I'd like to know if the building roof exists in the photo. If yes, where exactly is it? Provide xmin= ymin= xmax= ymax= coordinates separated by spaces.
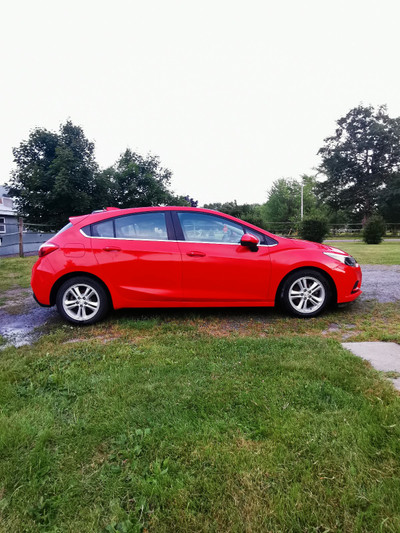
xmin=0 ymin=185 xmax=17 ymax=216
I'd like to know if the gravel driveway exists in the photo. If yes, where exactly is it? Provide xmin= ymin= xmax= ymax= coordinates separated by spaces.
xmin=360 ymin=264 xmax=400 ymax=302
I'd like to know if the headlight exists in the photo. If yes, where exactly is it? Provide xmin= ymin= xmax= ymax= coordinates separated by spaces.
xmin=324 ymin=252 xmax=358 ymax=267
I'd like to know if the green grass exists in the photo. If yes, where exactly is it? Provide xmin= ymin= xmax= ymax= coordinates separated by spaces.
xmin=1 ymin=333 xmax=400 ymax=532
xmin=0 ymin=256 xmax=36 ymax=291
xmin=1 ymin=256 xmax=400 ymax=531
xmin=327 ymin=241 xmax=400 ymax=265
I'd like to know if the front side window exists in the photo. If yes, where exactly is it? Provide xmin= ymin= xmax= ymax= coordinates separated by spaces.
xmin=177 ymin=212 xmax=244 ymax=244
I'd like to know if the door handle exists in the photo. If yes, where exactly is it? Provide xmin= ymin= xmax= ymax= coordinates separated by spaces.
xmin=103 ymin=246 xmax=121 ymax=252
xmin=186 ymin=251 xmax=206 ymax=257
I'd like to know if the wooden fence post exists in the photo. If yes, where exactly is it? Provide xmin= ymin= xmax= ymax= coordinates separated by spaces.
xmin=19 ymin=218 xmax=24 ymax=258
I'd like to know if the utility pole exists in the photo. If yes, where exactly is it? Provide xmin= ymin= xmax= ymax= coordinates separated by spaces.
xmin=300 ymin=183 xmax=304 ymax=220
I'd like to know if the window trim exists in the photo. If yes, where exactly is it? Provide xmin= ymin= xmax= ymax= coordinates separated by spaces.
xmin=79 ymin=210 xmax=278 ymax=247
xmin=171 ymin=210 xmax=277 ymax=246
xmin=81 ymin=211 xmax=175 ymax=241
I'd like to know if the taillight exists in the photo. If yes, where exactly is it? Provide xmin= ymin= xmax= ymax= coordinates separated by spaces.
xmin=38 ymin=243 xmax=59 ymax=257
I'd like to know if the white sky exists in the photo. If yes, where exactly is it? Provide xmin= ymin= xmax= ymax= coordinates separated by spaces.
xmin=1 ymin=0 xmax=400 ymax=206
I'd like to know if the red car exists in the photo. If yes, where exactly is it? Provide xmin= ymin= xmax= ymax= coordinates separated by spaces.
xmin=31 ymin=206 xmax=362 ymax=325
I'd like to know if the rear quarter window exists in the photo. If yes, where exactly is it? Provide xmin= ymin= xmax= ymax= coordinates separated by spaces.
xmin=84 ymin=219 xmax=115 ymax=238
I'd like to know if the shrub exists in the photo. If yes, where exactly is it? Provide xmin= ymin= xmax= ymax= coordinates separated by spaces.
xmin=299 ymin=216 xmax=329 ymax=243
xmin=363 ymin=214 xmax=386 ymax=244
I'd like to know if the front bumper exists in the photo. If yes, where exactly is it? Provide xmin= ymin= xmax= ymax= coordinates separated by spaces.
xmin=335 ymin=263 xmax=363 ymax=303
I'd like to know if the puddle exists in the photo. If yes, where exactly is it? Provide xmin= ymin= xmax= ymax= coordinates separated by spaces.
xmin=0 ymin=291 xmax=57 ymax=348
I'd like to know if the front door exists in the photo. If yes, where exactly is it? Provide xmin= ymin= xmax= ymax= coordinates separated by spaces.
xmin=174 ymin=211 xmax=270 ymax=304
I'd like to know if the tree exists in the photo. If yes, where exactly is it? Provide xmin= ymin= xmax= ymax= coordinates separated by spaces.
xmin=299 ymin=216 xmax=329 ymax=243
xmin=363 ymin=214 xmax=386 ymax=244
xmin=7 ymin=124 xmax=190 ymax=228
xmin=102 ymin=149 xmax=175 ymax=208
xmin=262 ymin=176 xmax=319 ymax=223
xmin=7 ymin=121 xmax=101 ymax=228
xmin=318 ymin=105 xmax=400 ymax=220
xmin=378 ymin=173 xmax=400 ymax=223
xmin=203 ymin=201 xmax=265 ymax=228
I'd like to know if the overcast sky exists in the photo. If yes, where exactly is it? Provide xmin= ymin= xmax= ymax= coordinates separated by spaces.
xmin=1 ymin=0 xmax=400 ymax=206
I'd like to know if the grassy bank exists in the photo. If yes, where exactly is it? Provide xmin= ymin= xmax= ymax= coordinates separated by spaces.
xmin=1 ymin=330 xmax=400 ymax=532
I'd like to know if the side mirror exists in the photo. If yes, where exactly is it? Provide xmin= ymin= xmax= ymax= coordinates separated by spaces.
xmin=240 ymin=233 xmax=259 ymax=251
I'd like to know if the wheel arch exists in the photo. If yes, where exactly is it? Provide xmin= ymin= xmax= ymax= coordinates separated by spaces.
xmin=274 ymin=266 xmax=337 ymax=307
xmin=50 ymin=272 xmax=114 ymax=308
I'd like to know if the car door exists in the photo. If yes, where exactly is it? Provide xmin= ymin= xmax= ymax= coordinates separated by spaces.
xmin=88 ymin=211 xmax=182 ymax=304
xmin=173 ymin=211 xmax=271 ymax=304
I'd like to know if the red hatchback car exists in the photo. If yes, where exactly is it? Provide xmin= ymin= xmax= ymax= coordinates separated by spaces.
xmin=31 ymin=206 xmax=362 ymax=325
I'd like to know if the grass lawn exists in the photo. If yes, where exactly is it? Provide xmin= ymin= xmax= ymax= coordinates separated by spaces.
xmin=0 ymin=256 xmax=36 ymax=291
xmin=0 ymin=254 xmax=400 ymax=532
xmin=326 ymin=241 xmax=400 ymax=265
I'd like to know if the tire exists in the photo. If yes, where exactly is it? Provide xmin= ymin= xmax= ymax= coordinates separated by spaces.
xmin=281 ymin=269 xmax=331 ymax=318
xmin=56 ymin=276 xmax=109 ymax=325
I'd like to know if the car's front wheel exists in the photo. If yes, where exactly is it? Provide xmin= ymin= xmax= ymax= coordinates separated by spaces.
xmin=56 ymin=277 xmax=109 ymax=325
xmin=281 ymin=269 xmax=331 ymax=318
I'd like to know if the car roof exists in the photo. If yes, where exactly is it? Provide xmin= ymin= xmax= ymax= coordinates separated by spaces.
xmin=68 ymin=206 xmax=277 ymax=240
xmin=70 ymin=206 xmax=236 ymax=224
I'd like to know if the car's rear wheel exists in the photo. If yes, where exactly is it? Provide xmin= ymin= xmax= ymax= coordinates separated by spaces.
xmin=281 ymin=269 xmax=331 ymax=318
xmin=56 ymin=277 xmax=109 ymax=325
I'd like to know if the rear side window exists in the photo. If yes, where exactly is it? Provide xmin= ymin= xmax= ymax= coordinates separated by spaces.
xmin=91 ymin=219 xmax=114 ymax=238
xmin=115 ymin=212 xmax=168 ymax=240
xmin=83 ymin=212 xmax=168 ymax=240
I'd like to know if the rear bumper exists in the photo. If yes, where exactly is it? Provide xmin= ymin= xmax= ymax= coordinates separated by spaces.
xmin=32 ymin=291 xmax=52 ymax=307
xmin=31 ymin=259 xmax=55 ymax=306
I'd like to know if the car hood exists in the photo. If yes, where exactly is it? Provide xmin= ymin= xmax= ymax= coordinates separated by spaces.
xmin=278 ymin=237 xmax=350 ymax=256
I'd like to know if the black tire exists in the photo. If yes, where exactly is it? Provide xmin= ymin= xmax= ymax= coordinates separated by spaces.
xmin=56 ymin=276 xmax=109 ymax=325
xmin=281 ymin=269 xmax=331 ymax=318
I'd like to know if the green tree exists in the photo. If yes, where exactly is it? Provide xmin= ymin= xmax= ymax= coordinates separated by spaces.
xmin=203 ymin=201 xmax=265 ymax=227
xmin=262 ymin=176 xmax=319 ymax=223
xmin=378 ymin=173 xmax=400 ymax=223
xmin=102 ymin=149 xmax=175 ymax=208
xmin=318 ymin=105 xmax=400 ymax=220
xmin=299 ymin=216 xmax=329 ymax=243
xmin=7 ymin=121 xmax=101 ymax=228
xmin=363 ymin=214 xmax=386 ymax=244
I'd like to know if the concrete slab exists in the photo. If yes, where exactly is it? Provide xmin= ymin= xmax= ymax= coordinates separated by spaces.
xmin=341 ymin=342 xmax=400 ymax=391
xmin=391 ymin=378 xmax=400 ymax=390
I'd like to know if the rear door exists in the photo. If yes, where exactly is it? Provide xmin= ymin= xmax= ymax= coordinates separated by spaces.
xmin=88 ymin=211 xmax=182 ymax=304
xmin=173 ymin=211 xmax=271 ymax=303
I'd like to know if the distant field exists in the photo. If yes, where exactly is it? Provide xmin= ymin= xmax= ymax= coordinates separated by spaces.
xmin=327 ymin=241 xmax=400 ymax=265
